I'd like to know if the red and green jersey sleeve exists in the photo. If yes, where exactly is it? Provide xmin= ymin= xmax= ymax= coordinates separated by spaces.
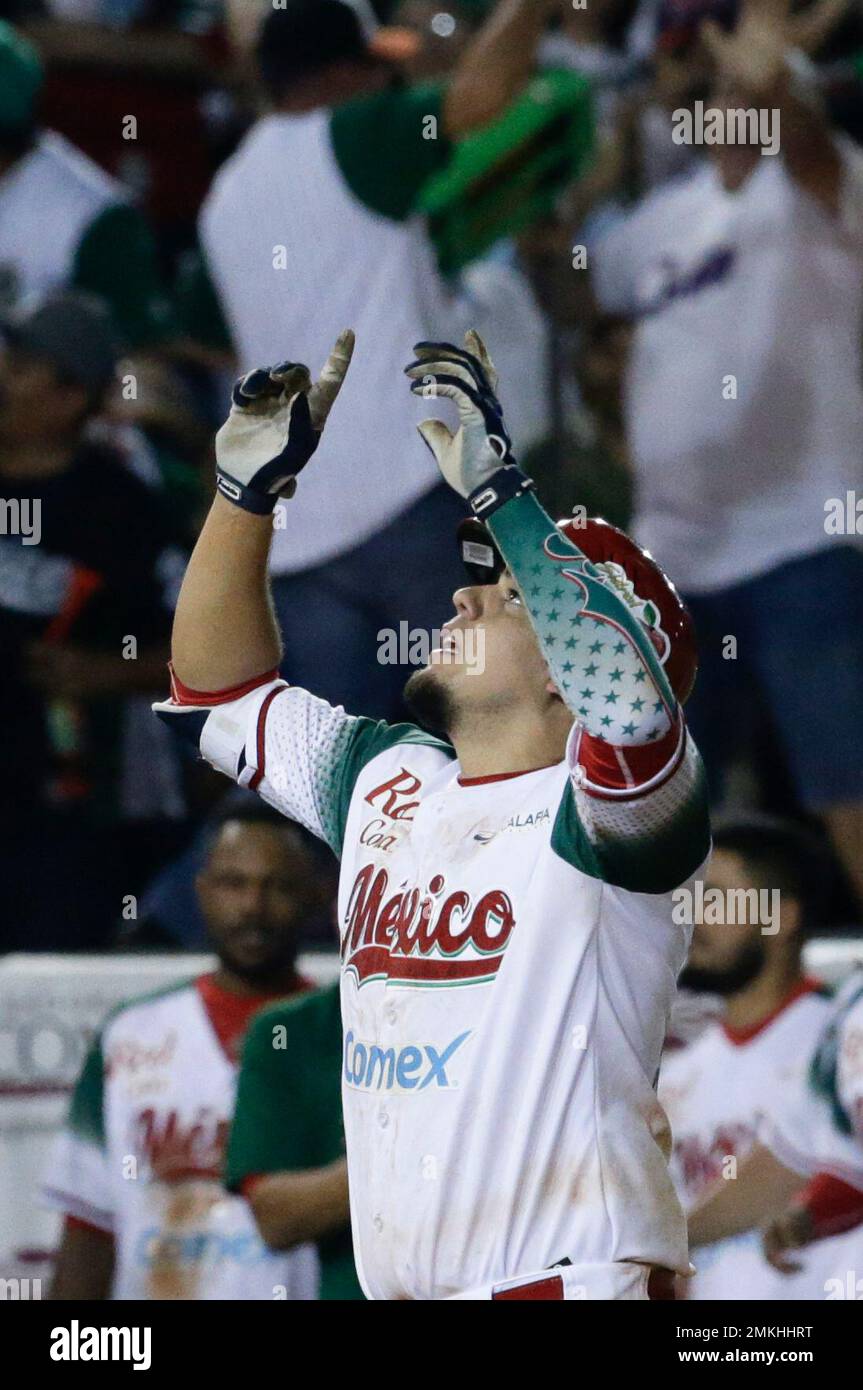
xmin=154 ymin=672 xmax=454 ymax=857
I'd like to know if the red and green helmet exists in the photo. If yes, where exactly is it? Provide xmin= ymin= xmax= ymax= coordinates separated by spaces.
xmin=457 ymin=513 xmax=698 ymax=705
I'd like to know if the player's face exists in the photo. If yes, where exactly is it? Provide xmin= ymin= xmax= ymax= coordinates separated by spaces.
xmin=681 ymin=848 xmax=766 ymax=994
xmin=406 ymin=569 xmax=559 ymax=734
xmin=197 ymin=822 xmax=314 ymax=984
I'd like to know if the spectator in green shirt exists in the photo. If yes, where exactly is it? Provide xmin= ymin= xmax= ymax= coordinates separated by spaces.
xmin=226 ymin=983 xmax=364 ymax=1301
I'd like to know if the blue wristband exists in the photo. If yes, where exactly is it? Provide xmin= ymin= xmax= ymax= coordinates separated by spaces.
xmin=216 ymin=471 xmax=279 ymax=515
xmin=469 ymin=466 xmax=536 ymax=520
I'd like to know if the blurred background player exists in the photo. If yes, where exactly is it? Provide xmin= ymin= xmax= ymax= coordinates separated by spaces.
xmin=227 ymin=981 xmax=364 ymax=1301
xmin=686 ymin=964 xmax=863 ymax=1282
xmin=659 ymin=816 xmax=863 ymax=1298
xmin=44 ymin=806 xmax=322 ymax=1299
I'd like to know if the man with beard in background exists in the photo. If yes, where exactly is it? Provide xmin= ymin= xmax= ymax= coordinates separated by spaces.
xmin=45 ymin=805 xmax=322 ymax=1300
xmin=659 ymin=817 xmax=862 ymax=1298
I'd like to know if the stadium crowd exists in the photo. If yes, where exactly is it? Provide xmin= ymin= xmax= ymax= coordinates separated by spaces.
xmin=1 ymin=0 xmax=862 ymax=1301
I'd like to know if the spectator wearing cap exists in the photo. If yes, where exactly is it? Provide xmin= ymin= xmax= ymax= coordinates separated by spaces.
xmin=0 ymin=291 xmax=186 ymax=950
xmin=590 ymin=0 xmax=863 ymax=909
xmin=195 ymin=0 xmax=557 ymax=720
xmin=0 ymin=20 xmax=174 ymax=346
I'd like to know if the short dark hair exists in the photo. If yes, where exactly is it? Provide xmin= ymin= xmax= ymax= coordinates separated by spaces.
xmin=711 ymin=816 xmax=832 ymax=935
xmin=202 ymin=800 xmax=318 ymax=863
xmin=256 ymin=0 xmax=372 ymax=99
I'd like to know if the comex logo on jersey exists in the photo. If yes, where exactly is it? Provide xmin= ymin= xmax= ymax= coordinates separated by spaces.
xmin=50 ymin=1322 xmax=151 ymax=1370
xmin=344 ymin=1030 xmax=472 ymax=1093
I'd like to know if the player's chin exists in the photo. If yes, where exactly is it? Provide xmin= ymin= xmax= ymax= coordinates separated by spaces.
xmin=403 ymin=664 xmax=457 ymax=737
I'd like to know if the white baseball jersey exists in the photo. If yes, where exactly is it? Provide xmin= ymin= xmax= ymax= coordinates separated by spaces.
xmin=766 ymin=972 xmax=863 ymax=1191
xmin=0 ymin=131 xmax=120 ymax=308
xmin=156 ymin=677 xmax=710 ymax=1300
xmin=591 ymin=138 xmax=863 ymax=593
xmin=43 ymin=977 xmax=318 ymax=1301
xmin=660 ymin=981 xmax=863 ymax=1299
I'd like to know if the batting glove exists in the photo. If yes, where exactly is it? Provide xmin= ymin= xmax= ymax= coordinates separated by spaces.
xmin=404 ymin=330 xmax=534 ymax=519
xmin=215 ymin=329 xmax=354 ymax=514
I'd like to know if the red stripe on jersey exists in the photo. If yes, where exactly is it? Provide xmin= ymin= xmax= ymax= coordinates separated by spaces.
xmin=196 ymin=972 xmax=313 ymax=1062
xmin=792 ymin=1172 xmax=863 ymax=1240
xmin=167 ymin=661 xmax=281 ymax=707
xmin=458 ymin=761 xmax=560 ymax=787
xmin=65 ymin=1213 xmax=113 ymax=1240
xmin=721 ymin=977 xmax=822 ymax=1046
xmin=492 ymin=1275 xmax=564 ymax=1300
xmin=249 ymin=686 xmax=286 ymax=791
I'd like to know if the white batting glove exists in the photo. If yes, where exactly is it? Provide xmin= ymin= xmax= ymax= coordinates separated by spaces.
xmin=404 ymin=330 xmax=524 ymax=503
xmin=215 ymin=329 xmax=354 ymax=514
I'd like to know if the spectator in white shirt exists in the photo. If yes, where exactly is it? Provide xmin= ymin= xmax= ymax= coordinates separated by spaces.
xmin=590 ymin=0 xmax=863 ymax=908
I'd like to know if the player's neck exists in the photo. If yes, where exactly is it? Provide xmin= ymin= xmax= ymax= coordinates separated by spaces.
xmin=208 ymin=965 xmax=298 ymax=1000
xmin=723 ymin=962 xmax=807 ymax=1036
xmin=452 ymin=707 xmax=570 ymax=780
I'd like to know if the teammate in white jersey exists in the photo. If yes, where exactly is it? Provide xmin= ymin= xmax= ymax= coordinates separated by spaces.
xmin=659 ymin=817 xmax=863 ymax=1298
xmin=45 ymin=807 xmax=321 ymax=1300
xmin=155 ymin=328 xmax=711 ymax=1300
xmin=687 ymin=967 xmax=863 ymax=1286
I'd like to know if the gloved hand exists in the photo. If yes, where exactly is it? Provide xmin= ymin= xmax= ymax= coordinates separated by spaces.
xmin=404 ymin=330 xmax=522 ymax=507
xmin=215 ymin=329 xmax=354 ymax=514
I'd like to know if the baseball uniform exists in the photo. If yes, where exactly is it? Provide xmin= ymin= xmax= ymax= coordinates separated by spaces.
xmin=156 ymin=485 xmax=711 ymax=1300
xmin=660 ymin=979 xmax=863 ymax=1299
xmin=766 ymin=972 xmax=863 ymax=1192
xmin=43 ymin=975 xmax=319 ymax=1300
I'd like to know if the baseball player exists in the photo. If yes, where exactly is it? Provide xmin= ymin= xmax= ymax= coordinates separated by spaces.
xmin=44 ymin=807 xmax=320 ymax=1301
xmin=688 ymin=968 xmax=863 ymax=1281
xmin=155 ymin=328 xmax=711 ymax=1300
xmin=659 ymin=817 xmax=862 ymax=1298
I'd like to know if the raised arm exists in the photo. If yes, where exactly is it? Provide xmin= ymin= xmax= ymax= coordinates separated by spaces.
xmin=701 ymin=0 xmax=841 ymax=213
xmin=405 ymin=332 xmax=710 ymax=890
xmin=443 ymin=0 xmax=558 ymax=138
xmin=405 ymin=332 xmax=677 ymax=738
xmin=171 ymin=332 xmax=354 ymax=692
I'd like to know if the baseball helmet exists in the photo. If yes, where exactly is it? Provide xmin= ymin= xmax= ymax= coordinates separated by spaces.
xmin=457 ymin=513 xmax=698 ymax=704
